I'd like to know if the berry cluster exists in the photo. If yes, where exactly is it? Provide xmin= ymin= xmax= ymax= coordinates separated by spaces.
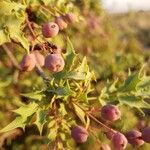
xmin=42 ymin=13 xmax=77 ymax=38
xmin=71 ymin=104 xmax=150 ymax=150
xmin=20 ymin=12 xmax=77 ymax=73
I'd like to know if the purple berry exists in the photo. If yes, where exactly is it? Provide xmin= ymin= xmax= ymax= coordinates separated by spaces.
xmin=44 ymin=54 xmax=65 ymax=73
xmin=71 ymin=126 xmax=88 ymax=143
xmin=126 ymin=130 xmax=144 ymax=146
xmin=101 ymin=105 xmax=121 ymax=121
xmin=64 ymin=13 xmax=77 ymax=24
xmin=55 ymin=16 xmax=68 ymax=30
xmin=100 ymin=144 xmax=111 ymax=150
xmin=20 ymin=53 xmax=36 ymax=71
xmin=105 ymin=131 xmax=115 ymax=140
xmin=42 ymin=22 xmax=59 ymax=38
xmin=142 ymin=127 xmax=150 ymax=143
xmin=33 ymin=51 xmax=45 ymax=67
xmin=112 ymin=132 xmax=128 ymax=150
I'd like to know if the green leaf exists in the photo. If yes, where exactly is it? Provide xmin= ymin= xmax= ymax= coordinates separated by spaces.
xmin=48 ymin=126 xmax=58 ymax=141
xmin=13 ymin=102 xmax=38 ymax=122
xmin=0 ymin=117 xmax=25 ymax=133
xmin=64 ymin=38 xmax=76 ymax=71
xmin=119 ymin=73 xmax=140 ymax=92
xmin=21 ymin=91 xmax=45 ymax=101
xmin=0 ymin=30 xmax=10 ymax=45
xmin=118 ymin=94 xmax=150 ymax=109
xmin=55 ymin=81 xmax=73 ymax=96
xmin=73 ymin=103 xmax=86 ymax=125
xmin=136 ymin=76 xmax=150 ymax=97
xmin=35 ymin=108 xmax=47 ymax=135
xmin=58 ymin=103 xmax=67 ymax=116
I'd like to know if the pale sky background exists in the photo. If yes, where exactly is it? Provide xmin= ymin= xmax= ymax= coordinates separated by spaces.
xmin=102 ymin=0 xmax=150 ymax=13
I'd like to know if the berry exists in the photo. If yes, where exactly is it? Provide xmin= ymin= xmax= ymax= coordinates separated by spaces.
xmin=100 ymin=144 xmax=111 ymax=150
xmin=142 ymin=127 xmax=150 ymax=143
xmin=44 ymin=54 xmax=65 ymax=73
xmin=101 ymin=105 xmax=121 ymax=121
xmin=71 ymin=126 xmax=88 ymax=143
xmin=33 ymin=51 xmax=45 ymax=67
xmin=55 ymin=16 xmax=68 ymax=30
xmin=20 ymin=53 xmax=36 ymax=71
xmin=42 ymin=22 xmax=59 ymax=38
xmin=105 ymin=131 xmax=115 ymax=140
xmin=126 ymin=130 xmax=144 ymax=146
xmin=112 ymin=132 xmax=128 ymax=150
xmin=65 ymin=13 xmax=77 ymax=24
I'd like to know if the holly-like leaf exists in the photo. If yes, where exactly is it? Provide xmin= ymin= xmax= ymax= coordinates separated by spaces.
xmin=55 ymin=81 xmax=73 ymax=96
xmin=136 ymin=76 xmax=150 ymax=97
xmin=13 ymin=102 xmax=38 ymax=122
xmin=35 ymin=108 xmax=47 ymax=135
xmin=58 ymin=103 xmax=67 ymax=116
xmin=119 ymin=73 xmax=140 ymax=92
xmin=21 ymin=90 xmax=45 ymax=101
xmin=64 ymin=38 xmax=76 ymax=71
xmin=73 ymin=103 xmax=86 ymax=125
xmin=0 ymin=117 xmax=25 ymax=133
xmin=118 ymin=94 xmax=150 ymax=109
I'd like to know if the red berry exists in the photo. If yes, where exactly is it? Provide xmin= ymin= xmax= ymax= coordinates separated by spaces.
xmin=65 ymin=13 xmax=77 ymax=23
xmin=71 ymin=126 xmax=88 ymax=143
xmin=42 ymin=22 xmax=59 ymax=38
xmin=142 ymin=127 xmax=150 ymax=143
xmin=44 ymin=54 xmax=65 ymax=73
xmin=100 ymin=144 xmax=111 ymax=150
xmin=33 ymin=51 xmax=45 ymax=67
xmin=20 ymin=53 xmax=36 ymax=71
xmin=126 ymin=130 xmax=144 ymax=146
xmin=112 ymin=132 xmax=128 ymax=150
xmin=101 ymin=105 xmax=121 ymax=122
xmin=55 ymin=16 xmax=68 ymax=30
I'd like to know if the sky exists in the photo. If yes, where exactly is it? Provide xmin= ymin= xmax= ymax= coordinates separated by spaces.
xmin=101 ymin=0 xmax=150 ymax=13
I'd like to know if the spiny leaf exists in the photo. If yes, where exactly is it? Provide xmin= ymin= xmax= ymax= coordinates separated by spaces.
xmin=64 ymin=38 xmax=76 ymax=71
xmin=119 ymin=73 xmax=141 ymax=92
xmin=0 ymin=117 xmax=25 ymax=133
xmin=35 ymin=108 xmax=47 ymax=135
xmin=118 ymin=94 xmax=150 ymax=109
xmin=21 ymin=90 xmax=45 ymax=101
xmin=13 ymin=102 xmax=38 ymax=122
xmin=73 ymin=103 xmax=86 ymax=125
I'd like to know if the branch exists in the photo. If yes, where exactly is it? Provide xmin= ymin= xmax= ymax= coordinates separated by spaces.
xmin=35 ymin=64 xmax=50 ymax=82
xmin=73 ymin=102 xmax=117 ymax=134
xmin=2 ymin=44 xmax=21 ymax=70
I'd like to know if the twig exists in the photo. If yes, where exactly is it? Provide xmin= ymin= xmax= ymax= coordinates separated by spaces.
xmin=35 ymin=64 xmax=50 ymax=81
xmin=40 ymin=5 xmax=56 ymax=17
xmin=2 ymin=44 xmax=21 ymax=70
xmin=73 ymin=102 xmax=116 ymax=134
xmin=25 ymin=18 xmax=37 ymax=38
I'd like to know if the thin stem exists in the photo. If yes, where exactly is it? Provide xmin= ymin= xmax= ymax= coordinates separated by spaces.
xmin=25 ymin=18 xmax=37 ymax=38
xmin=35 ymin=64 xmax=50 ymax=81
xmin=2 ymin=44 xmax=21 ymax=70
xmin=40 ymin=5 xmax=56 ymax=17
xmin=73 ymin=102 xmax=116 ymax=134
